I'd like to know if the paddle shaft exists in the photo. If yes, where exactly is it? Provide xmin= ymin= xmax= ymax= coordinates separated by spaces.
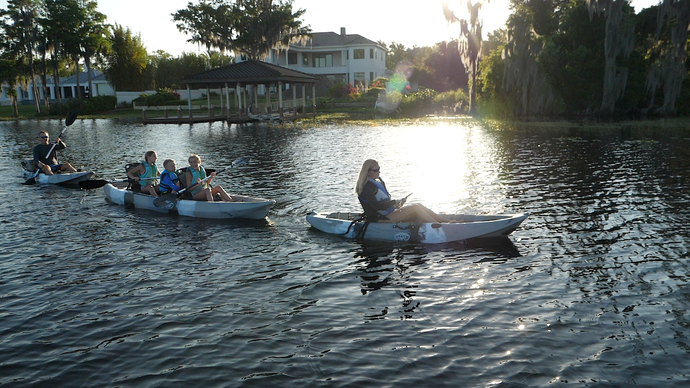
xmin=79 ymin=176 xmax=159 ymax=189
xmin=153 ymin=157 xmax=249 ymax=208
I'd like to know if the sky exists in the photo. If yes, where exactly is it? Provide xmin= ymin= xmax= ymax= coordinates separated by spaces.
xmin=0 ymin=0 xmax=664 ymax=57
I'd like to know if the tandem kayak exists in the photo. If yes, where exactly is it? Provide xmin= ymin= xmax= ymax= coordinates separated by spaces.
xmin=103 ymin=183 xmax=275 ymax=220
xmin=306 ymin=212 xmax=529 ymax=244
xmin=21 ymin=169 xmax=94 ymax=185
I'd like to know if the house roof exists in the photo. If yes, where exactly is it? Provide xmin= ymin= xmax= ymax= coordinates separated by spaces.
xmin=297 ymin=31 xmax=380 ymax=48
xmin=181 ymin=60 xmax=318 ymax=86
xmin=61 ymin=70 xmax=106 ymax=84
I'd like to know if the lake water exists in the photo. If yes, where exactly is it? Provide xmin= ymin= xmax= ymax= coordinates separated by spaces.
xmin=1 ymin=117 xmax=689 ymax=387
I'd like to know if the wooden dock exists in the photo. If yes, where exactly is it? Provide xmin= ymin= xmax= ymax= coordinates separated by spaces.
xmin=141 ymin=106 xmax=316 ymax=124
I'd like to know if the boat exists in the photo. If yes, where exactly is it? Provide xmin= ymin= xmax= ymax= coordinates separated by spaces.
xmin=306 ymin=212 xmax=529 ymax=244
xmin=248 ymin=112 xmax=281 ymax=122
xmin=103 ymin=183 xmax=275 ymax=220
xmin=21 ymin=169 xmax=94 ymax=185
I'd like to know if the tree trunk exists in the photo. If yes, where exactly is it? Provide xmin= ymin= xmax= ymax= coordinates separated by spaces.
xmin=85 ymin=55 xmax=93 ymax=99
xmin=73 ymin=55 xmax=83 ymax=109
xmin=40 ymin=50 xmax=50 ymax=107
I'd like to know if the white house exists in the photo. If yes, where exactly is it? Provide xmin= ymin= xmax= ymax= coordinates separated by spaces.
xmin=0 ymin=70 xmax=115 ymax=106
xmin=264 ymin=27 xmax=388 ymax=90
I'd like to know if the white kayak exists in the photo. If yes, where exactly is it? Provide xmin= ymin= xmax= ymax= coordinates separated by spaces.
xmin=103 ymin=183 xmax=275 ymax=220
xmin=21 ymin=169 xmax=94 ymax=185
xmin=306 ymin=212 xmax=529 ymax=244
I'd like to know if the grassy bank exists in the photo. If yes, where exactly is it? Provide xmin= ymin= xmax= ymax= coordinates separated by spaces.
xmin=3 ymin=103 xmax=689 ymax=132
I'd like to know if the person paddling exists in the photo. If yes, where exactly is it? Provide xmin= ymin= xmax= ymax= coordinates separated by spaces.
xmin=126 ymin=150 xmax=160 ymax=197
xmin=159 ymin=159 xmax=182 ymax=196
xmin=33 ymin=131 xmax=77 ymax=175
xmin=183 ymin=154 xmax=234 ymax=202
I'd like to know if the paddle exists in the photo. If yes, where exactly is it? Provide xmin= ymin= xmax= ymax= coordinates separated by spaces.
xmin=153 ymin=156 xmax=250 ymax=208
xmin=23 ymin=110 xmax=79 ymax=185
xmin=397 ymin=193 xmax=412 ymax=208
xmin=78 ymin=176 xmax=159 ymax=190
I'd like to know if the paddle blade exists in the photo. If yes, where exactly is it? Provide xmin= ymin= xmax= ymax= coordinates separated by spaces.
xmin=22 ymin=177 xmax=37 ymax=185
xmin=232 ymin=156 xmax=250 ymax=167
xmin=153 ymin=193 xmax=177 ymax=209
xmin=65 ymin=110 xmax=79 ymax=126
xmin=79 ymin=179 xmax=108 ymax=189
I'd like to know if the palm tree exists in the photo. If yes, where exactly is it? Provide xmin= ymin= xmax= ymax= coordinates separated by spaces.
xmin=5 ymin=0 xmax=43 ymax=113
xmin=442 ymin=0 xmax=488 ymax=115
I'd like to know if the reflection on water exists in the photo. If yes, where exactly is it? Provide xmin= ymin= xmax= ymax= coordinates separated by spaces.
xmin=1 ymin=118 xmax=690 ymax=386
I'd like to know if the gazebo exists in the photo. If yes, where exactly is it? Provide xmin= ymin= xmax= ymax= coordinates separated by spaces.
xmin=180 ymin=60 xmax=319 ymax=123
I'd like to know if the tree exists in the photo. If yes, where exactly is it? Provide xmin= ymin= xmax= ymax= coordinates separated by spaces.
xmin=172 ymin=0 xmax=233 ymax=56
xmin=3 ymin=0 xmax=42 ymax=113
xmin=232 ymin=0 xmax=311 ymax=60
xmin=78 ymin=0 xmax=109 ymax=101
xmin=585 ymin=0 xmax=636 ymax=114
xmin=0 ymin=57 xmax=22 ymax=116
xmin=442 ymin=0 xmax=489 ymax=115
xmin=103 ymin=24 xmax=149 ymax=91
xmin=172 ymin=0 xmax=311 ymax=61
xmin=645 ymin=0 xmax=690 ymax=115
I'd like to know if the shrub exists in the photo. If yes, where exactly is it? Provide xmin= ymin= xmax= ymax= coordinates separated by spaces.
xmin=399 ymin=87 xmax=437 ymax=115
xmin=84 ymin=96 xmax=117 ymax=114
xmin=328 ymin=82 xmax=360 ymax=100
xmin=133 ymin=88 xmax=181 ymax=106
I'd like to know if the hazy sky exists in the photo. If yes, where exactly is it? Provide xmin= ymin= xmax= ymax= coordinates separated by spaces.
xmin=0 ymin=0 xmax=663 ymax=56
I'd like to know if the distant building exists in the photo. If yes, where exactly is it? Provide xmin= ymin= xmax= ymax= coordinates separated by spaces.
xmin=264 ymin=27 xmax=388 ymax=95
xmin=0 ymin=70 xmax=115 ymax=106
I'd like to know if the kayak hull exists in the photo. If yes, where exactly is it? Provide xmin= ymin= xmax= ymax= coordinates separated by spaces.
xmin=103 ymin=183 xmax=275 ymax=220
xmin=306 ymin=212 xmax=529 ymax=244
xmin=22 ymin=170 xmax=94 ymax=185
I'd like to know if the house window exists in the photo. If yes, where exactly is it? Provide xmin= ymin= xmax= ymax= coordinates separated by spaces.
xmin=354 ymin=72 xmax=365 ymax=88
xmin=288 ymin=52 xmax=297 ymax=65
xmin=370 ymin=49 xmax=373 ymax=59
xmin=313 ymin=54 xmax=333 ymax=67
xmin=370 ymin=72 xmax=374 ymax=82
xmin=353 ymin=49 xmax=364 ymax=59
xmin=302 ymin=54 xmax=309 ymax=66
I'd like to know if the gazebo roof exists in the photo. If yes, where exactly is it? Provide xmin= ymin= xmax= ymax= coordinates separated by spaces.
xmin=181 ymin=60 xmax=318 ymax=86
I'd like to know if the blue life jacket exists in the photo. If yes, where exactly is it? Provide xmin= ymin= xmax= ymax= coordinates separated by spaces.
xmin=359 ymin=178 xmax=395 ymax=216
xmin=159 ymin=170 xmax=180 ymax=194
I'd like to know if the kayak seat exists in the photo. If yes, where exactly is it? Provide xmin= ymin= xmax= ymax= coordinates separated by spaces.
xmin=124 ymin=162 xmax=142 ymax=192
xmin=176 ymin=167 xmax=190 ymax=189
xmin=358 ymin=198 xmax=390 ymax=223
xmin=21 ymin=159 xmax=37 ymax=173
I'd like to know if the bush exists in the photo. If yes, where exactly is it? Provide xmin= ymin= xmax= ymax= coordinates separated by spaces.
xmin=433 ymin=89 xmax=469 ymax=114
xmin=133 ymin=88 xmax=181 ymax=106
xmin=399 ymin=87 xmax=437 ymax=115
xmin=328 ymin=82 xmax=361 ymax=100
xmin=84 ymin=96 xmax=117 ymax=114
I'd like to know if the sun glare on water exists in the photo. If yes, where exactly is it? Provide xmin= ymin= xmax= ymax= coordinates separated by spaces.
xmin=376 ymin=120 xmax=506 ymax=215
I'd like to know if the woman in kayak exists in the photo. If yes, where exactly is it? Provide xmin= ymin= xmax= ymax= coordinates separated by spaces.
xmin=183 ymin=154 xmax=234 ymax=202
xmin=355 ymin=159 xmax=453 ymax=223
xmin=126 ymin=150 xmax=160 ymax=197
